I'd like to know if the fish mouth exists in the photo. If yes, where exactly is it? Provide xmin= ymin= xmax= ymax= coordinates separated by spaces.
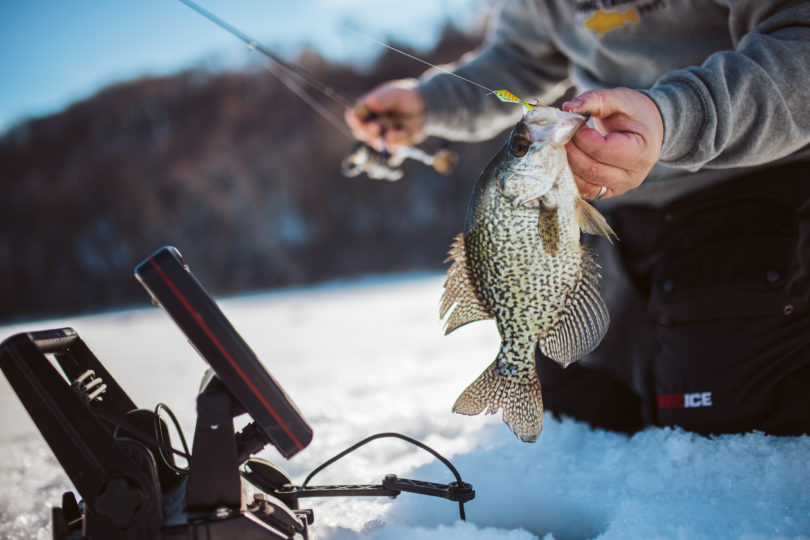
xmin=518 ymin=109 xmax=591 ymax=146
xmin=551 ymin=111 xmax=590 ymax=141
xmin=572 ymin=112 xmax=590 ymax=135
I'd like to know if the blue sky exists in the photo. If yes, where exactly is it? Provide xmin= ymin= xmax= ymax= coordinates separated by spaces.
xmin=0 ymin=0 xmax=487 ymax=133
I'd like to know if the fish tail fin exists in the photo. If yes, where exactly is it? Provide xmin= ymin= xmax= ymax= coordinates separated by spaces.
xmin=452 ymin=359 xmax=543 ymax=442
xmin=624 ymin=6 xmax=640 ymax=23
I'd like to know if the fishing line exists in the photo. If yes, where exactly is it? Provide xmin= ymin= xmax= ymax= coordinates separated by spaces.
xmin=179 ymin=0 xmax=499 ymax=114
xmin=343 ymin=27 xmax=497 ymax=96
xmin=179 ymin=0 xmax=362 ymax=142
xmin=346 ymin=28 xmax=541 ymax=111
xmin=178 ymin=0 xmax=355 ymax=110
xmin=180 ymin=0 xmax=524 ymax=122
xmin=176 ymin=0 xmax=467 ymax=176
xmin=258 ymin=57 xmax=354 ymax=139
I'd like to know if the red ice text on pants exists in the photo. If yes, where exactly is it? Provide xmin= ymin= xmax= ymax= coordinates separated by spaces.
xmin=658 ymin=392 xmax=713 ymax=409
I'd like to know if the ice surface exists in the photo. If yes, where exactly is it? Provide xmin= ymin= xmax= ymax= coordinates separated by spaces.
xmin=1 ymin=274 xmax=808 ymax=539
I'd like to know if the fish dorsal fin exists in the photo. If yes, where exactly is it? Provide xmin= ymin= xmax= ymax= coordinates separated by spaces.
xmin=575 ymin=197 xmax=616 ymax=242
xmin=440 ymin=233 xmax=494 ymax=334
xmin=538 ymin=247 xmax=609 ymax=366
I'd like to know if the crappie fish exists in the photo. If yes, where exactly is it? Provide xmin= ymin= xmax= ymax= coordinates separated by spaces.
xmin=440 ymin=105 xmax=615 ymax=442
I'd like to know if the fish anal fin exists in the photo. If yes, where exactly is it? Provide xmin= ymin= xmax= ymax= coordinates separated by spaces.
xmin=440 ymin=233 xmax=494 ymax=334
xmin=539 ymin=247 xmax=610 ymax=367
xmin=575 ymin=197 xmax=617 ymax=242
xmin=452 ymin=360 xmax=543 ymax=442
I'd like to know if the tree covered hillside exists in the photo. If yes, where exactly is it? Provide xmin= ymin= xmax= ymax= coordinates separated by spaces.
xmin=0 ymin=26 xmax=504 ymax=321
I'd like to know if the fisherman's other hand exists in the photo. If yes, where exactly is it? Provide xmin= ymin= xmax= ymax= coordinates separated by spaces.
xmin=345 ymin=79 xmax=426 ymax=153
xmin=562 ymin=87 xmax=663 ymax=200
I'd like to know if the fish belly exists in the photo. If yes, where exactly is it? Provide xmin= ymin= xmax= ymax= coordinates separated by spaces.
xmin=467 ymin=201 xmax=581 ymax=371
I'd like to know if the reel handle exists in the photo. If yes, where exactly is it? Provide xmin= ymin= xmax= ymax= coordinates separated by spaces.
xmin=351 ymin=103 xmax=419 ymax=148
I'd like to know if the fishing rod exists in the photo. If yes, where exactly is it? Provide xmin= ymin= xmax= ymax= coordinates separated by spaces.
xmin=177 ymin=0 xmax=458 ymax=180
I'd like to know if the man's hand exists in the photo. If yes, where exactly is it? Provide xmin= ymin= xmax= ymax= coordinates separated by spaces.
xmin=344 ymin=79 xmax=426 ymax=153
xmin=562 ymin=87 xmax=664 ymax=200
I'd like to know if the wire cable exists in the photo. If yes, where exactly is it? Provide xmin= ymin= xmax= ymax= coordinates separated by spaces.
xmin=97 ymin=407 xmax=470 ymax=519
xmin=94 ymin=408 xmax=192 ymax=466
xmin=301 ymin=431 xmax=469 ymax=520
xmin=154 ymin=402 xmax=192 ymax=474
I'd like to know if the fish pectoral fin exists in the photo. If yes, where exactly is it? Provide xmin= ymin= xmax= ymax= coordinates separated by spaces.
xmin=440 ymin=233 xmax=494 ymax=334
xmin=453 ymin=360 xmax=543 ymax=442
xmin=539 ymin=248 xmax=610 ymax=367
xmin=575 ymin=197 xmax=617 ymax=242
xmin=537 ymin=206 xmax=561 ymax=255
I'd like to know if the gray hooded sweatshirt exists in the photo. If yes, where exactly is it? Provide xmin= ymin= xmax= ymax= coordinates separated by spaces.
xmin=418 ymin=0 xmax=810 ymax=206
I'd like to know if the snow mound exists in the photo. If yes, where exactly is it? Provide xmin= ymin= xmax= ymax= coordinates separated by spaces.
xmin=1 ymin=274 xmax=808 ymax=539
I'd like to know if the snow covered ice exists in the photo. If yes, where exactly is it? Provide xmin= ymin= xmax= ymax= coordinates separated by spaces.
xmin=1 ymin=273 xmax=809 ymax=539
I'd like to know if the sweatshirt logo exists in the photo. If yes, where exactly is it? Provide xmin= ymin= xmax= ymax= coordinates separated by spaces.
xmin=658 ymin=392 xmax=713 ymax=409
xmin=578 ymin=0 xmax=668 ymax=37
xmin=584 ymin=7 xmax=639 ymax=36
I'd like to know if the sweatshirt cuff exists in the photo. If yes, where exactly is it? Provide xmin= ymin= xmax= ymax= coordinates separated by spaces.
xmin=641 ymin=78 xmax=710 ymax=168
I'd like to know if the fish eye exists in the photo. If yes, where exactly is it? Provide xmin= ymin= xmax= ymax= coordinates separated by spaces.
xmin=509 ymin=136 xmax=530 ymax=157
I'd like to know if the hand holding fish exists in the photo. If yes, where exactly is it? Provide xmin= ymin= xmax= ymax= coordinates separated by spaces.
xmin=344 ymin=79 xmax=426 ymax=153
xmin=562 ymin=87 xmax=663 ymax=200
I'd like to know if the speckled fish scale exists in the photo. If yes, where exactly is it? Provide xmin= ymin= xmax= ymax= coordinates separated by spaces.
xmin=440 ymin=105 xmax=615 ymax=442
